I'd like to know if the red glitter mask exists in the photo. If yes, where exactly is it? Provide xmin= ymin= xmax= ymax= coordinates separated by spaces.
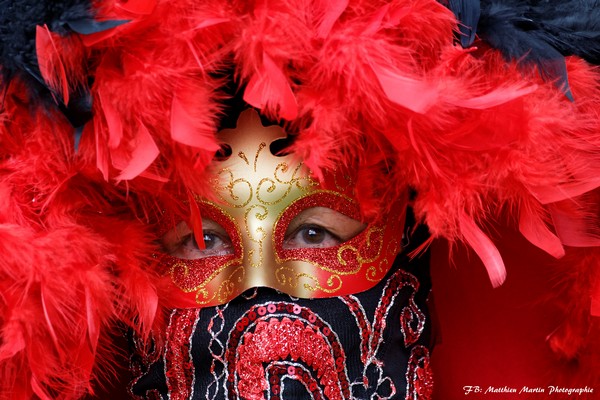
xmin=160 ymin=110 xmax=406 ymax=306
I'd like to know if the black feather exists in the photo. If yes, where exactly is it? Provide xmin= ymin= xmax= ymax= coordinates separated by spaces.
xmin=533 ymin=1 xmax=600 ymax=64
xmin=446 ymin=0 xmax=600 ymax=99
xmin=66 ymin=18 xmax=128 ymax=35
xmin=0 ymin=1 xmax=126 ymax=131
xmin=448 ymin=0 xmax=481 ymax=47
xmin=479 ymin=2 xmax=575 ymax=99
xmin=0 ymin=0 xmax=94 ymax=85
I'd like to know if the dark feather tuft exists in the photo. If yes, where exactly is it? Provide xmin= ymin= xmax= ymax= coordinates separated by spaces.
xmin=448 ymin=0 xmax=481 ymax=47
xmin=478 ymin=2 xmax=575 ymax=98
xmin=448 ymin=0 xmax=600 ymax=99
xmin=537 ymin=1 xmax=600 ymax=64
xmin=0 ymin=0 xmax=95 ymax=124
xmin=0 ymin=0 xmax=93 ymax=82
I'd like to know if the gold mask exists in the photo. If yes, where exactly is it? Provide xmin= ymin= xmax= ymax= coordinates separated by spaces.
xmin=160 ymin=110 xmax=406 ymax=307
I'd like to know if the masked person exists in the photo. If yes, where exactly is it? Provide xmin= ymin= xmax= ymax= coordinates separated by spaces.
xmin=126 ymin=107 xmax=434 ymax=399
xmin=1 ymin=1 xmax=599 ymax=399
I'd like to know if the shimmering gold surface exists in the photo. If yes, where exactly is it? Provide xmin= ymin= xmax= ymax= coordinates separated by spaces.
xmin=166 ymin=110 xmax=404 ymax=305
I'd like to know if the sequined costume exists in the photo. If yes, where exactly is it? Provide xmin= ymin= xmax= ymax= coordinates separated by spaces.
xmin=130 ymin=255 xmax=432 ymax=399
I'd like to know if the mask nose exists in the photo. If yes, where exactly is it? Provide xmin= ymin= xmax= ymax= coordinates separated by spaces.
xmin=242 ymin=205 xmax=279 ymax=289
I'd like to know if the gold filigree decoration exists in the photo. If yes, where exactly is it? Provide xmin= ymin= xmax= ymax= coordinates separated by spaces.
xmin=194 ymin=265 xmax=246 ymax=305
xmin=336 ymin=227 xmax=384 ymax=272
xmin=275 ymin=266 xmax=343 ymax=294
xmin=244 ymin=204 xmax=267 ymax=268
xmin=218 ymin=169 xmax=253 ymax=208
xmin=238 ymin=151 xmax=249 ymax=166
xmin=297 ymin=272 xmax=343 ymax=293
xmin=274 ymin=266 xmax=301 ymax=289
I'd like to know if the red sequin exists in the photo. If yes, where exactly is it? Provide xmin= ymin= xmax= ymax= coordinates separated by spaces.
xmin=371 ymin=269 xmax=424 ymax=350
xmin=164 ymin=309 xmax=200 ymax=399
xmin=341 ymin=296 xmax=372 ymax=364
xmin=225 ymin=302 xmax=351 ymax=399
xmin=405 ymin=346 xmax=434 ymax=400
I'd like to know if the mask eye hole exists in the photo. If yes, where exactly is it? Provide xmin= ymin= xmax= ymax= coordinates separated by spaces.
xmin=161 ymin=218 xmax=235 ymax=259
xmin=282 ymin=207 xmax=366 ymax=249
xmin=214 ymin=144 xmax=232 ymax=161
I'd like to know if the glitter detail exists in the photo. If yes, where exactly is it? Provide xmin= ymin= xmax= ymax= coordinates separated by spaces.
xmin=165 ymin=309 xmax=200 ymax=400
xmin=157 ymin=111 xmax=407 ymax=305
xmin=405 ymin=346 xmax=433 ymax=400
xmin=267 ymin=362 xmax=321 ymax=399
xmin=340 ymin=267 xmax=425 ymax=398
xmin=268 ymin=189 xmax=404 ymax=297
xmin=339 ymin=296 xmax=371 ymax=364
xmin=161 ymin=201 xmax=246 ymax=305
xmin=253 ymin=142 xmax=266 ymax=172
xmin=131 ymin=260 xmax=432 ymax=399
xmin=238 ymin=151 xmax=250 ymax=166
xmin=206 ymin=304 xmax=229 ymax=400
xmin=243 ymin=204 xmax=267 ymax=269
xmin=163 ymin=202 xmax=244 ymax=290
xmin=225 ymin=302 xmax=351 ymax=400
xmin=367 ymin=267 xmax=425 ymax=349
xmin=273 ymin=191 xmax=375 ymax=275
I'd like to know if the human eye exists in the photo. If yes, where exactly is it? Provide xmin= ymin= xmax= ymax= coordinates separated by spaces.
xmin=283 ymin=224 xmax=342 ymax=248
xmin=282 ymin=207 xmax=366 ymax=249
xmin=161 ymin=218 xmax=234 ymax=259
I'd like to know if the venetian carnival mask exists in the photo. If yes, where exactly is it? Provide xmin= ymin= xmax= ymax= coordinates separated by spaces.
xmin=159 ymin=110 xmax=406 ymax=306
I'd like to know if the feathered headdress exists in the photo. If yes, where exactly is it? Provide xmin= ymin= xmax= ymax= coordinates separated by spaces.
xmin=0 ymin=0 xmax=599 ymax=397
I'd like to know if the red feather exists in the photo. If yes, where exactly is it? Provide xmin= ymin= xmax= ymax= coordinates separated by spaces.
xmin=244 ymin=52 xmax=298 ymax=120
xmin=93 ymin=120 xmax=110 ymax=181
xmin=530 ymin=177 xmax=600 ymax=204
xmin=114 ymin=121 xmax=160 ymax=180
xmin=371 ymin=62 xmax=439 ymax=114
xmin=456 ymin=84 xmax=537 ymax=109
xmin=187 ymin=190 xmax=206 ymax=250
xmin=84 ymin=286 xmax=100 ymax=355
xmin=315 ymin=0 xmax=348 ymax=37
xmin=116 ymin=0 xmax=157 ymax=15
xmin=40 ymin=286 xmax=63 ymax=361
xmin=550 ymin=200 xmax=600 ymax=247
xmin=35 ymin=25 xmax=70 ymax=104
xmin=519 ymin=206 xmax=565 ymax=259
xmin=459 ymin=213 xmax=507 ymax=288
xmin=0 ymin=317 xmax=25 ymax=361
xmin=170 ymin=94 xmax=220 ymax=150
xmin=99 ymin=90 xmax=124 ymax=149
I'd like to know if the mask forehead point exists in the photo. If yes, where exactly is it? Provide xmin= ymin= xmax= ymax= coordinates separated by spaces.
xmin=214 ymin=109 xmax=316 ymax=206
xmin=217 ymin=109 xmax=290 ymax=170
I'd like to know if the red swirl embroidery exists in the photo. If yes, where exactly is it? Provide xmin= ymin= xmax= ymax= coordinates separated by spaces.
xmin=372 ymin=268 xmax=425 ymax=351
xmin=225 ymin=302 xmax=351 ymax=399
xmin=165 ymin=308 xmax=200 ymax=399
xmin=406 ymin=346 xmax=434 ymax=400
